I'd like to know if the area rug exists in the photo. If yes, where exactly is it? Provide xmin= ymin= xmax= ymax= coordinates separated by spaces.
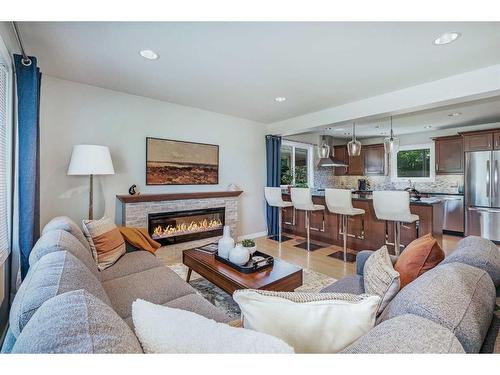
xmin=167 ymin=263 xmax=337 ymax=320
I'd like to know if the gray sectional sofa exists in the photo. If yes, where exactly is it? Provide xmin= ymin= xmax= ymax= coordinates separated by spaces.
xmin=322 ymin=236 xmax=500 ymax=353
xmin=1 ymin=215 xmax=499 ymax=353
xmin=1 ymin=216 xmax=230 ymax=353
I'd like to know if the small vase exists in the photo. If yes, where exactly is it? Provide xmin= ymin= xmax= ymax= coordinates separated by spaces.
xmin=229 ymin=244 xmax=250 ymax=265
xmin=217 ymin=226 xmax=234 ymax=259
xmin=245 ymin=245 xmax=257 ymax=255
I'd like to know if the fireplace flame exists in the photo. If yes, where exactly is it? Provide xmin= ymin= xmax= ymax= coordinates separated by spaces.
xmin=152 ymin=218 xmax=223 ymax=239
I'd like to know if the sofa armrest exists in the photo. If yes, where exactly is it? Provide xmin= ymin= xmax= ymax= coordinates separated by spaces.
xmin=356 ymin=250 xmax=398 ymax=276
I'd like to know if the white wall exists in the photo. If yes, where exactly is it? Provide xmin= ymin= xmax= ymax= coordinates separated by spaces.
xmin=40 ymin=76 xmax=267 ymax=237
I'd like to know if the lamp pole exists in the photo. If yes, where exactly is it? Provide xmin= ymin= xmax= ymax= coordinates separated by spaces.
xmin=89 ymin=174 xmax=93 ymax=220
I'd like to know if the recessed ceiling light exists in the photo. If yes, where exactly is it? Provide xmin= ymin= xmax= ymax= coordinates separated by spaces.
xmin=424 ymin=125 xmax=432 ymax=129
xmin=434 ymin=32 xmax=461 ymax=45
xmin=448 ymin=112 xmax=462 ymax=117
xmin=275 ymin=97 xmax=287 ymax=103
xmin=139 ymin=49 xmax=159 ymax=60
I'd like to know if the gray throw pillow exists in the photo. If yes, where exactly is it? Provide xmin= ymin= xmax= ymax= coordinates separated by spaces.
xmin=9 ymin=251 xmax=111 ymax=338
xmin=12 ymin=290 xmax=143 ymax=353
xmin=42 ymin=216 xmax=91 ymax=251
xmin=29 ymin=229 xmax=100 ymax=279
xmin=363 ymin=245 xmax=400 ymax=314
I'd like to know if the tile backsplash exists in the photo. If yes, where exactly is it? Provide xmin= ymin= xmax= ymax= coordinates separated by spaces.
xmin=314 ymin=166 xmax=463 ymax=194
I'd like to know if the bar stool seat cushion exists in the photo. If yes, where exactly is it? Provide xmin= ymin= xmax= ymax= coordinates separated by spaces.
xmin=294 ymin=204 xmax=325 ymax=211
xmin=272 ymin=201 xmax=294 ymax=208
xmin=329 ymin=207 xmax=365 ymax=216
xmin=376 ymin=213 xmax=419 ymax=223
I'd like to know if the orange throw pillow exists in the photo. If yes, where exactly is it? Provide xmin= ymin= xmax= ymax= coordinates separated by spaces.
xmin=394 ymin=234 xmax=445 ymax=288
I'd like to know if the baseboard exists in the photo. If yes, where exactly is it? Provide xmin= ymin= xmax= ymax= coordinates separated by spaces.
xmin=237 ymin=231 xmax=267 ymax=241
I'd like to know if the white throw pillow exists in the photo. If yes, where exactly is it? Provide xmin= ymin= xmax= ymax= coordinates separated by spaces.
xmin=132 ymin=299 xmax=294 ymax=353
xmin=233 ymin=290 xmax=380 ymax=353
xmin=363 ymin=245 xmax=400 ymax=314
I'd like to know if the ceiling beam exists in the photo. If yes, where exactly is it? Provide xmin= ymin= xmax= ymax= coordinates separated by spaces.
xmin=266 ymin=64 xmax=500 ymax=136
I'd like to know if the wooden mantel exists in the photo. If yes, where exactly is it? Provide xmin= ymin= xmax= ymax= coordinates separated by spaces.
xmin=116 ymin=191 xmax=243 ymax=203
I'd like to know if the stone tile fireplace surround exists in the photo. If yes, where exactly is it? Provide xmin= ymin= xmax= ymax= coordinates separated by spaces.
xmin=117 ymin=191 xmax=242 ymax=251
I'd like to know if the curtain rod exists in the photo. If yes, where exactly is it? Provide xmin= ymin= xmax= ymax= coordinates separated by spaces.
xmin=12 ymin=22 xmax=32 ymax=67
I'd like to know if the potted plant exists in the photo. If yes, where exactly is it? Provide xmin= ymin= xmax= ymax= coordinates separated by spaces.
xmin=241 ymin=239 xmax=257 ymax=255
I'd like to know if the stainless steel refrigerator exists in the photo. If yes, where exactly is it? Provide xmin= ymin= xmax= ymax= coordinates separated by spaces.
xmin=465 ymin=150 xmax=500 ymax=242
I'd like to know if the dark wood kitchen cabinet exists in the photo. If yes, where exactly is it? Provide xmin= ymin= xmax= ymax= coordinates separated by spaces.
xmin=333 ymin=145 xmax=348 ymax=176
xmin=347 ymin=152 xmax=364 ymax=176
xmin=434 ymin=135 xmax=464 ymax=174
xmin=463 ymin=132 xmax=493 ymax=151
xmin=494 ymin=132 xmax=500 ymax=150
xmin=363 ymin=144 xmax=386 ymax=175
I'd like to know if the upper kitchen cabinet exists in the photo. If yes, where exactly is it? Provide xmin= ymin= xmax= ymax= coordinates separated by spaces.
xmin=494 ymin=131 xmax=500 ymax=150
xmin=347 ymin=152 xmax=364 ymax=176
xmin=363 ymin=144 xmax=386 ymax=175
xmin=333 ymin=145 xmax=348 ymax=176
xmin=434 ymin=135 xmax=464 ymax=174
xmin=462 ymin=132 xmax=493 ymax=151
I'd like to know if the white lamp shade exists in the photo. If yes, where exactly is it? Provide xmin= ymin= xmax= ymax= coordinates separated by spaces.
xmin=67 ymin=145 xmax=115 ymax=175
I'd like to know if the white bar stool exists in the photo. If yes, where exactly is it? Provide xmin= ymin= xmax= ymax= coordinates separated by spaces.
xmin=373 ymin=191 xmax=419 ymax=256
xmin=264 ymin=187 xmax=294 ymax=242
xmin=290 ymin=188 xmax=325 ymax=251
xmin=324 ymin=188 xmax=365 ymax=262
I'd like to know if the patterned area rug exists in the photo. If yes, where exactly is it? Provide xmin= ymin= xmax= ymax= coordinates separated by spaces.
xmin=167 ymin=263 xmax=336 ymax=320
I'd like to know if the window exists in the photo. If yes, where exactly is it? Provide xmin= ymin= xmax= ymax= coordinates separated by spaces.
xmin=280 ymin=140 xmax=314 ymax=188
xmin=391 ymin=143 xmax=435 ymax=182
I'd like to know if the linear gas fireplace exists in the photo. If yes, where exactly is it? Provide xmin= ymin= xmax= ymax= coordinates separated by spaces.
xmin=148 ymin=207 xmax=225 ymax=246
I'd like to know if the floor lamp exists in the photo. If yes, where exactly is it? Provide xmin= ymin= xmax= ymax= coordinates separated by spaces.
xmin=67 ymin=145 xmax=115 ymax=220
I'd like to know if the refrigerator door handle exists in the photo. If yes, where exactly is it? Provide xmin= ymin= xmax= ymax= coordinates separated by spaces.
xmin=468 ymin=206 xmax=500 ymax=214
xmin=494 ymin=159 xmax=499 ymax=200
xmin=486 ymin=160 xmax=490 ymax=198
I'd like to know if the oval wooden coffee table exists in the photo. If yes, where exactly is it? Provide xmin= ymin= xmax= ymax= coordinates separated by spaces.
xmin=182 ymin=248 xmax=303 ymax=295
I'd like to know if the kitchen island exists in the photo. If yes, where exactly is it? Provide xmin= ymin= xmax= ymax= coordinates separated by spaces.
xmin=281 ymin=192 xmax=444 ymax=254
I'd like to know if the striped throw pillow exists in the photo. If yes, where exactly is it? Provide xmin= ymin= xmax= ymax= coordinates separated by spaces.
xmin=82 ymin=217 xmax=126 ymax=271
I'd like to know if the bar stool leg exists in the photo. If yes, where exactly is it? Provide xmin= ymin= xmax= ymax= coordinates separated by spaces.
xmin=394 ymin=221 xmax=401 ymax=256
xmin=342 ymin=215 xmax=347 ymax=262
xmin=278 ymin=207 xmax=282 ymax=243
xmin=305 ymin=211 xmax=311 ymax=252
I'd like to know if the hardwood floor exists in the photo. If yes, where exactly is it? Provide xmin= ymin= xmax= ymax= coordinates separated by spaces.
xmin=254 ymin=233 xmax=464 ymax=281
xmin=157 ymin=233 xmax=465 ymax=282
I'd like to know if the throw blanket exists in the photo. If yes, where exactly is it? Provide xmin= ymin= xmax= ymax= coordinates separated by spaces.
xmin=118 ymin=227 xmax=161 ymax=254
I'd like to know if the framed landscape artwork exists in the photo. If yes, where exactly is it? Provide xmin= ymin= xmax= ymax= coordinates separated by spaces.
xmin=146 ymin=137 xmax=219 ymax=185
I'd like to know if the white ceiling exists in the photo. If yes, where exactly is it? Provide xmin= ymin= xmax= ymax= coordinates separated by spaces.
xmin=13 ymin=22 xmax=500 ymax=123
xmin=313 ymin=96 xmax=500 ymax=139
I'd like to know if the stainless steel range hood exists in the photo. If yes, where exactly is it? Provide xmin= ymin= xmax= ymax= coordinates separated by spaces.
xmin=317 ymin=135 xmax=348 ymax=167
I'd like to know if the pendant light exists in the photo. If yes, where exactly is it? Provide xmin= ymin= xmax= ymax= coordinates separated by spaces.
xmin=383 ymin=116 xmax=399 ymax=154
xmin=317 ymin=129 xmax=331 ymax=159
xmin=347 ymin=122 xmax=361 ymax=156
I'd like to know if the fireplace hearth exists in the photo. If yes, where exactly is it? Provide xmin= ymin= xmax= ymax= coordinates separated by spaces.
xmin=148 ymin=207 xmax=225 ymax=246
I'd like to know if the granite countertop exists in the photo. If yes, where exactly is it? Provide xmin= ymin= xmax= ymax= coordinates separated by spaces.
xmin=282 ymin=191 xmax=443 ymax=206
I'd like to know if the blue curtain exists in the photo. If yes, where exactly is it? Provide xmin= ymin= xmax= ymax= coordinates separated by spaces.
xmin=14 ymin=54 xmax=41 ymax=279
xmin=265 ymin=135 xmax=281 ymax=236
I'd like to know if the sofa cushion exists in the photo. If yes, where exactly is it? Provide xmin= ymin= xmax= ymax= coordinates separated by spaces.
xmin=342 ymin=314 xmax=465 ymax=353
xmin=320 ymin=274 xmax=365 ymax=294
xmin=42 ymin=216 xmax=90 ymax=252
xmin=363 ymin=246 xmax=400 ymax=314
xmin=9 ymin=251 xmax=111 ymax=338
xmin=378 ymin=262 xmax=496 ymax=353
xmin=102 ymin=265 xmax=195 ymax=318
xmin=82 ymin=216 xmax=126 ymax=271
xmin=99 ymin=250 xmax=162 ymax=282
xmin=441 ymin=236 xmax=500 ymax=287
xmin=394 ymin=233 xmax=444 ymax=288
xmin=29 ymin=230 xmax=99 ymax=279
xmin=12 ymin=290 xmax=142 ymax=353
xmin=131 ymin=299 xmax=293 ymax=353
xmin=164 ymin=293 xmax=230 ymax=323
